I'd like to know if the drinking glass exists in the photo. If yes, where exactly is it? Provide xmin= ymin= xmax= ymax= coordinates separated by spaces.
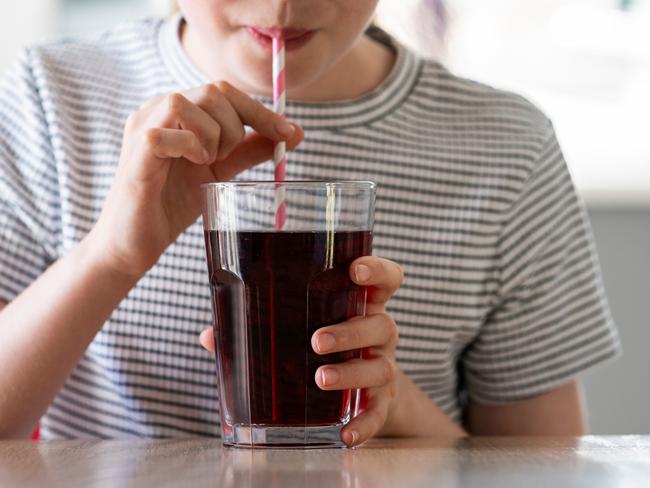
xmin=201 ymin=181 xmax=376 ymax=448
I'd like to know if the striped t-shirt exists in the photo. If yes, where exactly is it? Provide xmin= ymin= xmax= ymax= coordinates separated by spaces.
xmin=0 ymin=14 xmax=620 ymax=438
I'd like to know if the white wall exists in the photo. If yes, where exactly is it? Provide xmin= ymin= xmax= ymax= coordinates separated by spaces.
xmin=0 ymin=0 xmax=171 ymax=70
xmin=380 ymin=0 xmax=650 ymax=207
xmin=0 ymin=0 xmax=60 ymax=69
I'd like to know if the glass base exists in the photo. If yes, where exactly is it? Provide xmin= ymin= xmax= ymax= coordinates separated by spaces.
xmin=223 ymin=423 xmax=346 ymax=449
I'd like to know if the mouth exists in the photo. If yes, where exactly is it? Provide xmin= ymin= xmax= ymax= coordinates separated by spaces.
xmin=246 ymin=26 xmax=317 ymax=51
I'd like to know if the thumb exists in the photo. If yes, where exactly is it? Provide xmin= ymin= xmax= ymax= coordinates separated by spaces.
xmin=209 ymin=124 xmax=304 ymax=181
xmin=199 ymin=327 xmax=215 ymax=353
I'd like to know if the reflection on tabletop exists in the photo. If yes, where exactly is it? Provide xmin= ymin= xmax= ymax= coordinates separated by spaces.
xmin=0 ymin=437 xmax=649 ymax=487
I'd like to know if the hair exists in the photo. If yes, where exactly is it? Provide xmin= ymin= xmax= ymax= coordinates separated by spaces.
xmin=377 ymin=0 xmax=448 ymax=58
xmin=424 ymin=0 xmax=449 ymax=39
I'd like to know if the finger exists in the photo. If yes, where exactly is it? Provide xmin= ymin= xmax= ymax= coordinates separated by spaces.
xmin=157 ymin=93 xmax=224 ymax=161
xmin=341 ymin=387 xmax=392 ymax=447
xmin=311 ymin=313 xmax=398 ymax=355
xmin=209 ymin=124 xmax=304 ymax=181
xmin=350 ymin=257 xmax=404 ymax=312
xmin=145 ymin=128 xmax=208 ymax=165
xmin=183 ymin=84 xmax=246 ymax=160
xmin=216 ymin=81 xmax=296 ymax=141
xmin=199 ymin=327 xmax=215 ymax=352
xmin=315 ymin=356 xmax=396 ymax=391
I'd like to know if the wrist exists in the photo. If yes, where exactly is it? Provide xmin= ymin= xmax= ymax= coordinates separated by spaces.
xmin=378 ymin=369 xmax=409 ymax=437
xmin=77 ymin=228 xmax=144 ymax=288
xmin=378 ymin=369 xmax=466 ymax=438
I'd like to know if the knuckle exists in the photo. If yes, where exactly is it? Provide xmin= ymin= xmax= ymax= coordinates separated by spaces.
xmin=346 ymin=325 xmax=363 ymax=348
xmin=383 ymin=314 xmax=399 ymax=344
xmin=144 ymin=128 xmax=162 ymax=150
xmin=351 ymin=362 xmax=365 ymax=385
xmin=135 ymin=95 xmax=162 ymax=116
xmin=214 ymin=80 xmax=233 ymax=96
xmin=125 ymin=111 xmax=140 ymax=131
xmin=166 ymin=92 xmax=185 ymax=116
xmin=396 ymin=263 xmax=405 ymax=286
xmin=189 ymin=133 xmax=202 ymax=152
xmin=128 ymin=99 xmax=158 ymax=130
xmin=380 ymin=357 xmax=395 ymax=384
xmin=201 ymin=83 xmax=222 ymax=105
xmin=218 ymin=126 xmax=244 ymax=158
xmin=208 ymin=128 xmax=223 ymax=157
xmin=388 ymin=381 xmax=398 ymax=400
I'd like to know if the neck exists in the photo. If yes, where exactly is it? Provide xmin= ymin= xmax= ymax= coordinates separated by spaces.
xmin=181 ymin=24 xmax=396 ymax=102
xmin=289 ymin=36 xmax=395 ymax=101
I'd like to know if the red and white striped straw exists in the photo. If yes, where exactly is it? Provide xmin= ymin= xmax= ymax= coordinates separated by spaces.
xmin=272 ymin=37 xmax=287 ymax=231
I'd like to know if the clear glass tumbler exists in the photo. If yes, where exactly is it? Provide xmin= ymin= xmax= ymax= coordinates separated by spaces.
xmin=201 ymin=181 xmax=376 ymax=448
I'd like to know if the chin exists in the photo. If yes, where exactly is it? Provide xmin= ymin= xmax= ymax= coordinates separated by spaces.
xmin=234 ymin=58 xmax=323 ymax=98
xmin=229 ymin=35 xmax=329 ymax=96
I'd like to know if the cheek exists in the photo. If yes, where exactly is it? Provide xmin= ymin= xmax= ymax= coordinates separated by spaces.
xmin=340 ymin=0 xmax=379 ymax=28
xmin=177 ymin=0 xmax=231 ymax=32
xmin=326 ymin=0 xmax=378 ymax=52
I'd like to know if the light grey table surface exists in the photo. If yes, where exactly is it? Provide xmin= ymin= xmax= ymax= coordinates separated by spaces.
xmin=1 ymin=436 xmax=649 ymax=487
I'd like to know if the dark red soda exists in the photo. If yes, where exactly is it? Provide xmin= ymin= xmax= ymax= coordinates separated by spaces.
xmin=205 ymin=230 xmax=372 ymax=426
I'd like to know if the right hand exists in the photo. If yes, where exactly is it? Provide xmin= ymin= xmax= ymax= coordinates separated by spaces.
xmin=88 ymin=81 xmax=303 ymax=278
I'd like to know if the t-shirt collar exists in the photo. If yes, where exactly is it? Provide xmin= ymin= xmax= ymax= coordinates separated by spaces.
xmin=158 ymin=13 xmax=421 ymax=130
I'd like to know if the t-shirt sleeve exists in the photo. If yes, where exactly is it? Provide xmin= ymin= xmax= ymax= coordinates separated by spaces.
xmin=461 ymin=120 xmax=621 ymax=404
xmin=0 ymin=49 xmax=60 ymax=303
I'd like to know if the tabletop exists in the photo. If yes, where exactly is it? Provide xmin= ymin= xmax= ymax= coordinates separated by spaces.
xmin=1 ymin=436 xmax=649 ymax=487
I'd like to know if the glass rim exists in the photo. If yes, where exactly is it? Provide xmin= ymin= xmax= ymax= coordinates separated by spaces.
xmin=201 ymin=180 xmax=376 ymax=190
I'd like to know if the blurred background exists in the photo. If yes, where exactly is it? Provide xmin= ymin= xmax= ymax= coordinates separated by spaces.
xmin=1 ymin=0 xmax=647 ymax=434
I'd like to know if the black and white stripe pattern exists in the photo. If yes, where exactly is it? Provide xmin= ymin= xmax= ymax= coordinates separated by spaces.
xmin=0 ymin=14 xmax=620 ymax=438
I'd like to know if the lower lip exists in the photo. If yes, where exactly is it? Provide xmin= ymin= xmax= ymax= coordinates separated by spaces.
xmin=246 ymin=28 xmax=316 ymax=51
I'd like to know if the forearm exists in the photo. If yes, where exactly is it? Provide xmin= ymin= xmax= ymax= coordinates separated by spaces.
xmin=379 ymin=369 xmax=466 ymax=439
xmin=0 ymin=234 xmax=139 ymax=438
xmin=466 ymin=381 xmax=586 ymax=435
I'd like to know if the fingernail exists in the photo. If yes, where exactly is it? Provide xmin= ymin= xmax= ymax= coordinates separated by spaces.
xmin=275 ymin=120 xmax=295 ymax=138
xmin=202 ymin=148 xmax=211 ymax=163
xmin=355 ymin=264 xmax=371 ymax=283
xmin=350 ymin=430 xmax=359 ymax=446
xmin=316 ymin=333 xmax=336 ymax=353
xmin=320 ymin=368 xmax=340 ymax=386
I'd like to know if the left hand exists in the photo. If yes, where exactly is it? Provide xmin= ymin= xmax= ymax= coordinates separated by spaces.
xmin=199 ymin=255 xmax=403 ymax=447
xmin=309 ymin=256 xmax=403 ymax=446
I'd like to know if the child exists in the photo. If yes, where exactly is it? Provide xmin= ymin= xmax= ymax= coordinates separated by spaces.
xmin=0 ymin=0 xmax=620 ymax=444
